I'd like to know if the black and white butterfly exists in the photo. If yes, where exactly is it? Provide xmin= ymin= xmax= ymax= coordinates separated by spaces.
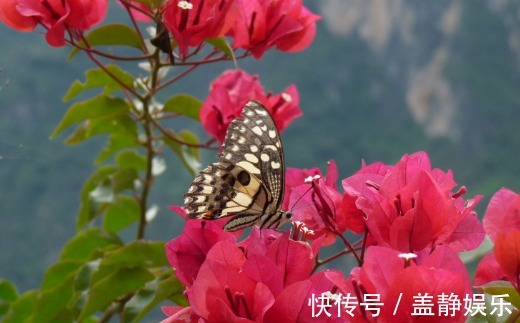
xmin=183 ymin=100 xmax=293 ymax=231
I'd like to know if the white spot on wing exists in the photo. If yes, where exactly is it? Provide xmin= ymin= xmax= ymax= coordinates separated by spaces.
xmin=256 ymin=109 xmax=268 ymax=116
xmin=252 ymin=126 xmax=263 ymax=135
xmin=271 ymin=161 xmax=281 ymax=169
xmin=245 ymin=153 xmax=259 ymax=163
xmin=237 ymin=161 xmax=260 ymax=174
xmin=202 ymin=186 xmax=214 ymax=194
xmin=269 ymin=130 xmax=276 ymax=138
xmin=250 ymin=145 xmax=258 ymax=152
xmin=261 ymin=153 xmax=269 ymax=162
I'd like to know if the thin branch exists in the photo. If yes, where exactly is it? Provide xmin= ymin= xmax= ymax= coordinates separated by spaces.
xmin=149 ymin=115 xmax=218 ymax=149
xmin=137 ymin=111 xmax=155 ymax=240
xmin=121 ymin=0 xmax=149 ymax=51
xmin=312 ymin=249 xmax=350 ymax=274
xmin=338 ymin=233 xmax=363 ymax=266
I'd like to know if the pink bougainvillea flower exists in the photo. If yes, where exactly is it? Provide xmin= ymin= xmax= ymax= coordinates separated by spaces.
xmin=264 ymin=270 xmax=350 ymax=322
xmin=286 ymin=161 xmax=349 ymax=245
xmin=475 ymin=231 xmax=520 ymax=290
xmin=230 ymin=0 xmax=321 ymax=58
xmin=162 ymin=0 xmax=236 ymax=57
xmin=342 ymin=151 xmax=484 ymax=255
xmin=161 ymin=305 xmax=201 ymax=323
xmin=475 ymin=188 xmax=520 ymax=290
xmin=493 ymin=231 xmax=520 ymax=289
xmin=474 ymin=252 xmax=507 ymax=287
xmin=199 ymin=69 xmax=301 ymax=143
xmin=347 ymin=246 xmax=471 ymax=322
xmin=165 ymin=206 xmax=240 ymax=288
xmin=174 ymin=232 xmax=316 ymax=322
xmin=188 ymin=240 xmax=274 ymax=322
xmin=0 ymin=0 xmax=108 ymax=47
xmin=482 ymin=187 xmax=520 ymax=243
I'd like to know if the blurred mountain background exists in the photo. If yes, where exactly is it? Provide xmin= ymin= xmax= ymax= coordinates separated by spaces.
xmin=1 ymin=0 xmax=519 ymax=293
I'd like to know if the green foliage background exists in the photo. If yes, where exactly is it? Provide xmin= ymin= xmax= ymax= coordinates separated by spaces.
xmin=0 ymin=0 xmax=519 ymax=313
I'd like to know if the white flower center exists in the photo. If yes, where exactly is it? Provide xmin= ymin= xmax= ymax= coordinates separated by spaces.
xmin=178 ymin=1 xmax=193 ymax=10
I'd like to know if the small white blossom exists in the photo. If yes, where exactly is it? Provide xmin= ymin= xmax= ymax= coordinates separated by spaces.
xmin=178 ymin=1 xmax=193 ymax=9
xmin=398 ymin=253 xmax=418 ymax=260
xmin=304 ymin=174 xmax=321 ymax=183
xmin=282 ymin=92 xmax=292 ymax=102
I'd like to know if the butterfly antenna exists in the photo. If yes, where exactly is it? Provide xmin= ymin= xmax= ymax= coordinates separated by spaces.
xmin=289 ymin=185 xmax=314 ymax=212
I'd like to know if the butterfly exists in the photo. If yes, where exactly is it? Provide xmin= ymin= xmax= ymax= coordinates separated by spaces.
xmin=183 ymin=100 xmax=293 ymax=231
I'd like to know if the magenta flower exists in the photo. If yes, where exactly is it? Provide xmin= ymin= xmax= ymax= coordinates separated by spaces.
xmin=230 ymin=0 xmax=321 ymax=58
xmin=162 ymin=0 xmax=236 ymax=57
xmin=0 ymin=0 xmax=108 ymax=46
xmin=199 ymin=69 xmax=301 ymax=144
xmin=342 ymin=152 xmax=484 ymax=255
xmin=476 ymin=188 xmax=520 ymax=290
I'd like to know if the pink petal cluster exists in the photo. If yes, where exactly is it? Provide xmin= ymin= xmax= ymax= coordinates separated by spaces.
xmin=342 ymin=152 xmax=484 ymax=256
xmin=0 ymin=0 xmax=108 ymax=46
xmin=475 ymin=188 xmax=520 ymax=290
xmin=164 ymin=207 xmax=349 ymax=322
xmin=285 ymin=152 xmax=484 ymax=254
xmin=166 ymin=151 xmax=499 ymax=321
xmin=229 ymin=0 xmax=321 ymax=58
xmin=346 ymin=246 xmax=472 ymax=322
xmin=199 ymin=69 xmax=301 ymax=144
xmin=162 ymin=0 xmax=236 ymax=57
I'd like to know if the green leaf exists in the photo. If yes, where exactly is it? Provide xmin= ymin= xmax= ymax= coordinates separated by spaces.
xmin=60 ymin=228 xmax=123 ymax=262
xmin=69 ymin=24 xmax=143 ymax=59
xmin=41 ymin=261 xmax=83 ymax=291
xmin=206 ymin=37 xmax=237 ymax=65
xmin=0 ymin=279 xmax=18 ymax=316
xmin=79 ymin=267 xmax=154 ymax=319
xmin=75 ymin=260 xmax=102 ymax=293
xmin=0 ymin=280 xmax=18 ymax=303
xmin=102 ymin=241 xmax=168 ymax=268
xmin=163 ymin=94 xmax=202 ymax=121
xmin=123 ymin=271 xmax=186 ymax=322
xmin=77 ymin=166 xmax=117 ymax=230
xmin=115 ymin=150 xmax=147 ymax=171
xmin=2 ymin=290 xmax=37 ymax=323
xmin=51 ymin=95 xmax=131 ymax=139
xmin=88 ymin=241 xmax=167 ymax=288
xmin=112 ymin=167 xmax=139 ymax=193
xmin=64 ymin=114 xmax=137 ymax=145
xmin=164 ymin=130 xmax=201 ymax=176
xmin=63 ymin=65 xmax=135 ymax=101
xmin=476 ymin=281 xmax=520 ymax=309
xmin=33 ymin=275 xmax=75 ymax=323
xmin=103 ymin=195 xmax=140 ymax=233
xmin=95 ymin=133 xmax=140 ymax=164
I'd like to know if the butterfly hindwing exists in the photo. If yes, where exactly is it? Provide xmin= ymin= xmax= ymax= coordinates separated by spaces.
xmin=184 ymin=100 xmax=288 ymax=231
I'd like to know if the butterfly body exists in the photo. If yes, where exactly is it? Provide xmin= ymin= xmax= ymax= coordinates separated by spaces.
xmin=183 ymin=100 xmax=292 ymax=231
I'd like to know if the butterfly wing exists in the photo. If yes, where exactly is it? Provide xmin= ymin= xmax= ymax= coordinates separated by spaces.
xmin=183 ymin=101 xmax=285 ymax=229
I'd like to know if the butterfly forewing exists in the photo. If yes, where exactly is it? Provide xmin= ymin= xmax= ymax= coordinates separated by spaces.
xmin=183 ymin=100 xmax=289 ymax=231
